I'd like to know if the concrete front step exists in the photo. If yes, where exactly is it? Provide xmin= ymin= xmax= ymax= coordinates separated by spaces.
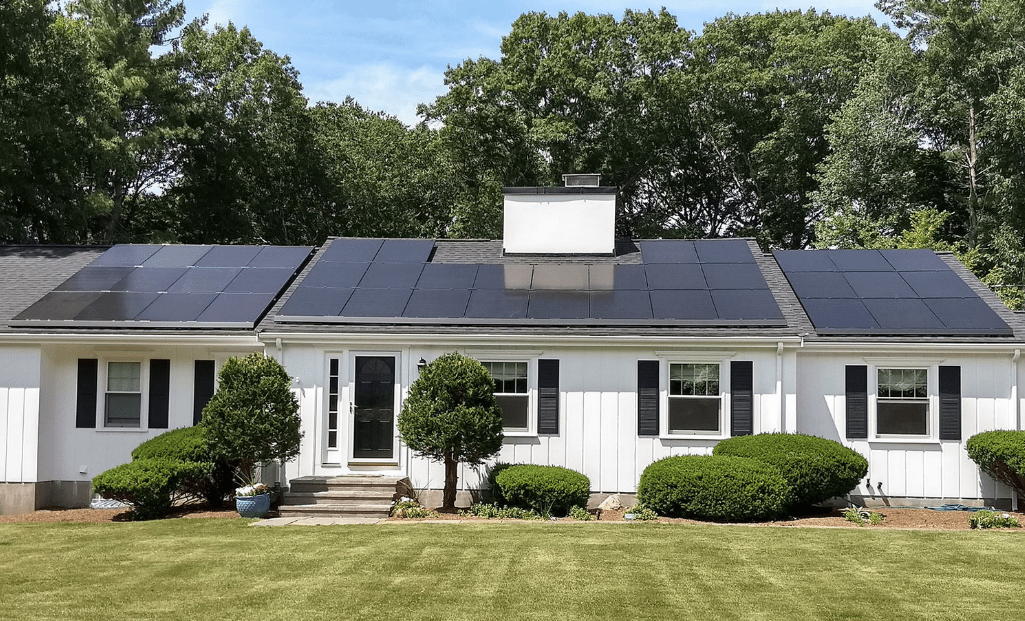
xmin=280 ymin=490 xmax=396 ymax=506
xmin=278 ymin=475 xmax=410 ymax=518
xmin=276 ymin=504 xmax=394 ymax=518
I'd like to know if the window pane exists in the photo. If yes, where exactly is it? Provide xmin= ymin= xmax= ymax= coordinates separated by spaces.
xmin=483 ymin=362 xmax=527 ymax=394
xmin=105 ymin=393 xmax=141 ymax=427
xmin=668 ymin=397 xmax=720 ymax=432
xmin=877 ymin=401 xmax=928 ymax=435
xmin=496 ymin=395 xmax=529 ymax=430
xmin=107 ymin=362 xmax=140 ymax=392
xmin=670 ymin=364 xmax=719 ymax=396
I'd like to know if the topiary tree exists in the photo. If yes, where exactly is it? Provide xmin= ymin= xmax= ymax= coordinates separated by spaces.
xmin=967 ymin=430 xmax=1025 ymax=501
xmin=398 ymin=352 xmax=504 ymax=509
xmin=201 ymin=354 xmax=302 ymax=487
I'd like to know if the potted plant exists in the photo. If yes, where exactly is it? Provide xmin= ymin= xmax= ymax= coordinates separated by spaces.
xmin=235 ymin=482 xmax=272 ymax=518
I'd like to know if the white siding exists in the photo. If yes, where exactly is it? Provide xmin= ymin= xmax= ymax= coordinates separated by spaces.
xmin=0 ymin=347 xmax=41 ymax=483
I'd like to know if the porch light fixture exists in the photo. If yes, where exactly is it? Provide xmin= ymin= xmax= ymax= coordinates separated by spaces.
xmin=417 ymin=357 xmax=427 ymax=370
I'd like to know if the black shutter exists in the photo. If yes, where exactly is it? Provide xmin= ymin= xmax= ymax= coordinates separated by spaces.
xmin=76 ymin=359 xmax=98 ymax=429
xmin=846 ymin=365 xmax=868 ymax=439
xmin=148 ymin=359 xmax=171 ymax=429
xmin=938 ymin=366 xmax=962 ymax=441
xmin=193 ymin=360 xmax=216 ymax=425
xmin=537 ymin=359 xmax=559 ymax=435
xmin=637 ymin=361 xmax=660 ymax=436
xmin=730 ymin=361 xmax=753 ymax=437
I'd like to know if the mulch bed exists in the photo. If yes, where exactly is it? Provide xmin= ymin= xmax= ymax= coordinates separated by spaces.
xmin=3 ymin=504 xmax=1022 ymax=531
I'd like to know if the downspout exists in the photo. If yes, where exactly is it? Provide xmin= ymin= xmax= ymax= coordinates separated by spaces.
xmin=777 ymin=342 xmax=784 ymax=432
xmin=1013 ymin=349 xmax=1021 ymax=512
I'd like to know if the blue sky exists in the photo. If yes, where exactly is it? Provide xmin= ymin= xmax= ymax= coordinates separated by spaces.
xmin=182 ymin=1 xmax=887 ymax=125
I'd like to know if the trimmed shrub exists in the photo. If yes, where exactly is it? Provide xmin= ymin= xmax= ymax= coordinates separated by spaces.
xmin=713 ymin=433 xmax=868 ymax=508
xmin=966 ymin=431 xmax=1025 ymax=500
xmin=92 ymin=458 xmax=211 ymax=520
xmin=131 ymin=427 xmax=234 ymax=505
xmin=493 ymin=465 xmax=591 ymax=516
xmin=485 ymin=462 xmax=514 ymax=504
xmin=637 ymin=455 xmax=790 ymax=521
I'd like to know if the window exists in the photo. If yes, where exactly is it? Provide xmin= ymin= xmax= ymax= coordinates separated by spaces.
xmin=877 ymin=368 xmax=929 ymax=436
xmin=668 ymin=363 xmax=720 ymax=433
xmin=483 ymin=361 xmax=529 ymax=431
xmin=105 ymin=361 xmax=142 ymax=427
xmin=327 ymin=358 xmax=340 ymax=449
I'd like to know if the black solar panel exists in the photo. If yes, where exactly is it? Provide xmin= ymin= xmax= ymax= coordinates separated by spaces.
xmin=222 ymin=268 xmax=297 ymax=294
xmin=341 ymin=288 xmax=413 ymax=317
xmin=783 ymin=271 xmax=857 ymax=298
xmin=826 ymin=250 xmax=892 ymax=272
xmin=800 ymin=298 xmax=878 ymax=329
xmin=300 ymin=262 xmax=370 ymax=289
xmin=711 ymin=289 xmax=784 ymax=320
xmin=110 ymin=268 xmax=187 ymax=292
xmin=880 ymin=248 xmax=949 ymax=271
xmin=136 ymin=292 xmax=217 ymax=322
xmin=863 ymin=299 xmax=944 ymax=330
xmin=610 ymin=264 xmax=648 ymax=290
xmin=649 ymin=290 xmax=717 ymax=320
xmin=402 ymin=289 xmax=471 ymax=318
xmin=142 ymin=245 xmax=213 ymax=268
xmin=416 ymin=264 xmax=478 ymax=289
xmin=76 ymin=292 xmax=160 ymax=321
xmin=196 ymin=293 xmax=275 ymax=323
xmin=195 ymin=246 xmax=262 ymax=267
xmin=472 ymin=265 xmax=533 ymax=290
xmin=644 ymin=264 xmax=707 ymax=290
xmin=278 ymin=287 xmax=353 ymax=317
xmin=16 ymin=291 xmax=103 ymax=320
xmin=843 ymin=272 xmax=917 ymax=298
xmin=773 ymin=251 xmax=836 ymax=272
xmin=55 ymin=267 xmax=134 ymax=292
xmin=924 ymin=298 xmax=1010 ymax=331
xmin=465 ymin=289 xmax=529 ymax=319
xmin=900 ymin=270 xmax=976 ymax=298
xmin=527 ymin=290 xmax=589 ymax=319
xmin=589 ymin=290 xmax=653 ymax=319
xmin=90 ymin=245 xmax=161 ymax=267
xmin=531 ymin=264 xmax=588 ymax=290
xmin=701 ymin=263 xmax=768 ymax=290
xmin=247 ymin=245 xmax=313 ymax=268
xmin=374 ymin=239 xmax=434 ymax=263
xmin=694 ymin=239 xmax=754 ymax=263
xmin=360 ymin=262 xmax=424 ymax=289
xmin=166 ymin=268 xmax=242 ymax=293
xmin=319 ymin=238 xmax=383 ymax=263
xmin=640 ymin=240 xmax=697 ymax=264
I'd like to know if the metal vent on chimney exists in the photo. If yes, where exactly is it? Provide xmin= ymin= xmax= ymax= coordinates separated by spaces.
xmin=562 ymin=173 xmax=601 ymax=187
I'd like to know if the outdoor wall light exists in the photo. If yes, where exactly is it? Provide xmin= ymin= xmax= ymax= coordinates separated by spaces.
xmin=417 ymin=357 xmax=427 ymax=370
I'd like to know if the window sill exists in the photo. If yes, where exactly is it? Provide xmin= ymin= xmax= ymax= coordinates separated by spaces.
xmin=503 ymin=430 xmax=536 ymax=438
xmin=95 ymin=427 xmax=149 ymax=433
xmin=659 ymin=433 xmax=725 ymax=441
xmin=867 ymin=437 xmax=940 ymax=445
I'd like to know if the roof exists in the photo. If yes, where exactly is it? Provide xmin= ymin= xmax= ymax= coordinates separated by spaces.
xmin=0 ymin=245 xmax=107 ymax=332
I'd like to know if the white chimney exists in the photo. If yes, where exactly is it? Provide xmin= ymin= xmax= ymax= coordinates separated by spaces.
xmin=502 ymin=175 xmax=616 ymax=255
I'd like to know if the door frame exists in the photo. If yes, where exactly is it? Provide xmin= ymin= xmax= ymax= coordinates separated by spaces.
xmin=347 ymin=350 xmax=402 ymax=465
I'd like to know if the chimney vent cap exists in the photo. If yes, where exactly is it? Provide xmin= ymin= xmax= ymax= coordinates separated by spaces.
xmin=562 ymin=173 xmax=601 ymax=187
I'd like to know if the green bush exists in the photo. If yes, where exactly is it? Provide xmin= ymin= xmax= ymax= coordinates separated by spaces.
xmin=968 ymin=510 xmax=1021 ymax=530
xmin=485 ymin=462 xmax=514 ymax=504
xmin=568 ymin=505 xmax=593 ymax=521
xmin=131 ymin=427 xmax=234 ymax=505
xmin=637 ymin=455 xmax=790 ymax=521
xmin=92 ymin=458 xmax=211 ymax=520
xmin=493 ymin=465 xmax=590 ymax=517
xmin=458 ymin=503 xmax=543 ymax=520
xmin=624 ymin=504 xmax=659 ymax=521
xmin=966 ymin=431 xmax=1025 ymax=500
xmin=713 ymin=433 xmax=868 ymax=508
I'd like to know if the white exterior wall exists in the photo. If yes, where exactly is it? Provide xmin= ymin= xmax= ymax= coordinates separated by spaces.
xmin=0 ymin=347 xmax=42 ymax=483
xmin=503 ymin=194 xmax=617 ymax=255
xmin=36 ymin=343 xmax=257 ymax=483
xmin=796 ymin=350 xmax=1019 ymax=502
xmin=280 ymin=341 xmax=784 ymax=494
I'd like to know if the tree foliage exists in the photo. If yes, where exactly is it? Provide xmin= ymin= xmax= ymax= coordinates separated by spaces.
xmin=398 ymin=352 xmax=504 ymax=509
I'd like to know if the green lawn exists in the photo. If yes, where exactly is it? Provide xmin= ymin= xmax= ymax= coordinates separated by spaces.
xmin=0 ymin=520 xmax=1022 ymax=620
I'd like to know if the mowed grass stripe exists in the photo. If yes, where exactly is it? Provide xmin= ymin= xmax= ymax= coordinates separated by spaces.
xmin=0 ymin=521 xmax=1021 ymax=620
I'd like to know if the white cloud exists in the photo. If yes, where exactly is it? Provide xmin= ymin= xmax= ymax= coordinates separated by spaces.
xmin=307 ymin=63 xmax=448 ymax=126
xmin=204 ymin=0 xmax=248 ymax=27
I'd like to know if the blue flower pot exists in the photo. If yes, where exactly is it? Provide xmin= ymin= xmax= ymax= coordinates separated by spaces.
xmin=236 ymin=493 xmax=271 ymax=518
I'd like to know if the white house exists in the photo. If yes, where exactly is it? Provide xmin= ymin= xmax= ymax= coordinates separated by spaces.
xmin=1 ymin=179 xmax=1023 ymax=514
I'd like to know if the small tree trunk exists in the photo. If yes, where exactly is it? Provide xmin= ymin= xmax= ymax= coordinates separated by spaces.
xmin=443 ymin=452 xmax=459 ymax=510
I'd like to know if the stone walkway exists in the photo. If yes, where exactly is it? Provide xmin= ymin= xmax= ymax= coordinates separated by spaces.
xmin=252 ymin=517 xmax=474 ymax=526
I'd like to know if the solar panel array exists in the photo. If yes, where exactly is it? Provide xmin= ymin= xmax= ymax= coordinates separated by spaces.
xmin=275 ymin=238 xmax=785 ymax=325
xmin=14 ymin=244 xmax=312 ymax=328
xmin=775 ymin=249 xmax=1012 ymax=335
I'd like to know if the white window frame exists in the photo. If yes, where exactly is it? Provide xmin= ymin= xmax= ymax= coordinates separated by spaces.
xmin=655 ymin=353 xmax=734 ymax=440
xmin=865 ymin=358 xmax=943 ymax=443
xmin=468 ymin=350 xmax=541 ymax=437
xmin=481 ymin=360 xmax=533 ymax=435
xmin=96 ymin=356 xmax=149 ymax=431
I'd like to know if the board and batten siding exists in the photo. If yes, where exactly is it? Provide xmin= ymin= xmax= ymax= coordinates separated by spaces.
xmin=796 ymin=352 xmax=1018 ymax=502
xmin=0 ymin=347 xmax=42 ymax=484
xmin=284 ymin=344 xmax=784 ymax=494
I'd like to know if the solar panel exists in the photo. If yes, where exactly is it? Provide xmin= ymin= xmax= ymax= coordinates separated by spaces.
xmin=300 ymin=262 xmax=370 ymax=289
xmin=76 ymin=292 xmax=160 ymax=321
xmin=465 ymin=289 xmax=529 ymax=319
xmin=799 ymin=298 xmax=878 ymax=329
xmin=247 ymin=245 xmax=313 ymax=268
xmin=55 ymin=267 xmax=134 ymax=292
xmin=374 ymin=239 xmax=434 ymax=263
xmin=644 ymin=264 xmax=707 ymax=290
xmin=900 ymin=270 xmax=976 ymax=298
xmin=90 ymin=245 xmax=161 ymax=267
xmin=415 ymin=264 xmax=478 ymax=289
xmin=694 ymin=239 xmax=754 ymax=263
xmin=649 ymin=290 xmax=717 ymax=320
xmin=863 ymin=299 xmax=944 ymax=330
xmin=15 ymin=291 xmax=103 ymax=320
xmin=278 ymin=287 xmax=352 ymax=317
xmin=359 ymin=262 xmax=425 ymax=289
xmin=783 ymin=271 xmax=857 ymax=299
xmin=589 ymin=290 xmax=653 ymax=319
xmin=640 ymin=240 xmax=698 ymax=264
xmin=340 ymin=288 xmax=413 ymax=317
xmin=402 ymin=289 xmax=471 ymax=318
xmin=711 ymin=289 xmax=783 ymax=320
xmin=880 ymin=249 xmax=949 ymax=271
xmin=135 ymin=293 xmax=217 ymax=322
xmin=166 ymin=268 xmax=242 ymax=293
xmin=843 ymin=272 xmax=917 ymax=298
xmin=142 ymin=245 xmax=212 ymax=268
xmin=319 ymin=238 xmax=383 ymax=263
xmin=924 ymin=298 xmax=1011 ymax=331
xmin=530 ymin=264 xmax=588 ymax=290
xmin=826 ymin=250 xmax=892 ymax=272
xmin=195 ymin=245 xmax=262 ymax=267
xmin=610 ymin=264 xmax=648 ymax=290
xmin=773 ymin=251 xmax=836 ymax=272
xmin=472 ymin=265 xmax=533 ymax=290
xmin=526 ymin=290 xmax=589 ymax=319
xmin=110 ymin=268 xmax=187 ymax=292
xmin=223 ymin=268 xmax=297 ymax=294
xmin=701 ymin=263 xmax=768 ymax=290
xmin=196 ymin=293 xmax=275 ymax=323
